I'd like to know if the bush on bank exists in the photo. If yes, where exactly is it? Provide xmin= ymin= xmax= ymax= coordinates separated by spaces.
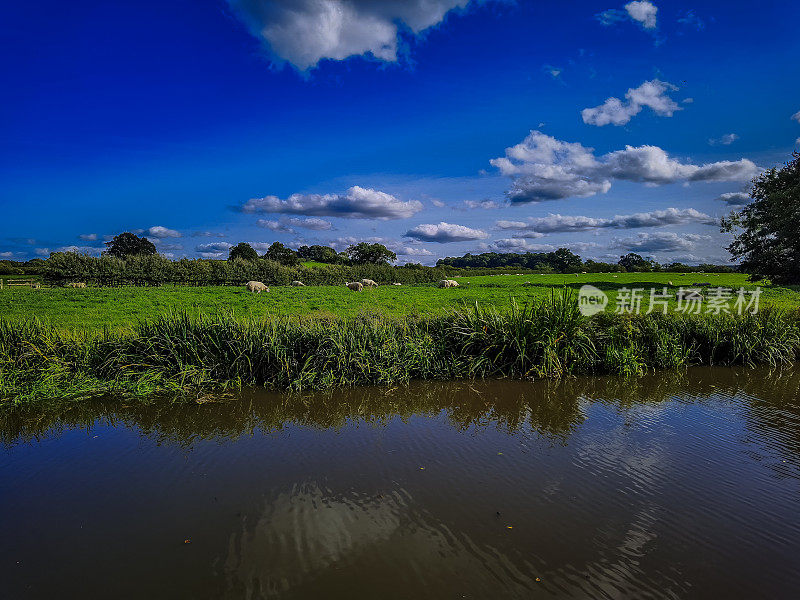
xmin=2 ymin=292 xmax=798 ymax=405
xmin=43 ymin=252 xmax=455 ymax=287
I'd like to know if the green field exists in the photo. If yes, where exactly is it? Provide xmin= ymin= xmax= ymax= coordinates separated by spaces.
xmin=1 ymin=273 xmax=798 ymax=333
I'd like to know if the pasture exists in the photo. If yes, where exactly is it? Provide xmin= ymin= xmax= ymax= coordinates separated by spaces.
xmin=1 ymin=272 xmax=798 ymax=333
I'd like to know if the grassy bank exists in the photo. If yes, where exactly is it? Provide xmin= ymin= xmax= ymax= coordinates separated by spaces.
xmin=2 ymin=291 xmax=798 ymax=405
xmin=1 ymin=272 xmax=797 ymax=333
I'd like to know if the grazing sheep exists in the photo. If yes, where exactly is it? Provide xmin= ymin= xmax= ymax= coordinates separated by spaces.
xmin=668 ymin=281 xmax=674 ymax=287
xmin=346 ymin=282 xmax=363 ymax=292
xmin=291 ymin=281 xmax=305 ymax=287
xmin=246 ymin=281 xmax=269 ymax=293
xmin=393 ymin=282 xmax=402 ymax=286
xmin=66 ymin=282 xmax=86 ymax=288
xmin=360 ymin=278 xmax=378 ymax=287
xmin=612 ymin=275 xmax=618 ymax=278
xmin=438 ymin=279 xmax=459 ymax=288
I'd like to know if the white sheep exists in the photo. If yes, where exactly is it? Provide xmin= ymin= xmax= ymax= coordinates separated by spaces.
xmin=438 ymin=279 xmax=459 ymax=288
xmin=360 ymin=278 xmax=378 ymax=287
xmin=393 ymin=282 xmax=402 ymax=286
xmin=346 ymin=282 xmax=364 ymax=292
xmin=66 ymin=282 xmax=86 ymax=288
xmin=290 ymin=281 xmax=305 ymax=287
xmin=246 ymin=281 xmax=269 ymax=293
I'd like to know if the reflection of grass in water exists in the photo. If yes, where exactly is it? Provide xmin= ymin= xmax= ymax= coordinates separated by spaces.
xmin=1 ymin=290 xmax=799 ymax=405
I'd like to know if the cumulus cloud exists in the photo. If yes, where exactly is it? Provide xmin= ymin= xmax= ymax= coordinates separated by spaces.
xmin=326 ymin=236 xmax=433 ymax=257
xmin=257 ymin=217 xmax=333 ymax=232
xmin=241 ymin=186 xmax=422 ymax=220
xmin=195 ymin=241 xmax=233 ymax=258
xmin=490 ymin=130 xmax=759 ymax=203
xmin=36 ymin=245 xmax=104 ymax=256
xmin=495 ymin=207 xmax=715 ymax=234
xmin=792 ymin=110 xmax=800 ymax=123
xmin=145 ymin=226 xmax=181 ymax=239
xmin=462 ymin=199 xmax=501 ymax=210
xmin=597 ymin=1 xmax=657 ymax=30
xmin=582 ymin=79 xmax=680 ymax=126
xmin=716 ymin=192 xmax=750 ymax=206
xmin=479 ymin=239 xmax=601 ymax=253
xmin=611 ymin=232 xmax=709 ymax=253
xmin=404 ymin=222 xmax=489 ymax=243
xmin=227 ymin=0 xmax=473 ymax=70
xmin=0 ymin=251 xmax=17 ymax=258
xmin=78 ymin=233 xmax=98 ymax=241
xmin=708 ymin=133 xmax=739 ymax=146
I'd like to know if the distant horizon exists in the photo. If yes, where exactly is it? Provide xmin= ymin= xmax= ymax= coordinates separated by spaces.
xmin=3 ymin=0 xmax=798 ymax=266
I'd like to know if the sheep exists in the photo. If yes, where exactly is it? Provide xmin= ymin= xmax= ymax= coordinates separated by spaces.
xmin=360 ymin=278 xmax=378 ymax=287
xmin=346 ymin=282 xmax=363 ymax=292
xmin=246 ymin=281 xmax=269 ymax=293
xmin=290 ymin=281 xmax=305 ymax=287
xmin=438 ymin=279 xmax=459 ymax=288
xmin=66 ymin=282 xmax=86 ymax=288
xmin=668 ymin=280 xmax=674 ymax=287
xmin=393 ymin=282 xmax=402 ymax=286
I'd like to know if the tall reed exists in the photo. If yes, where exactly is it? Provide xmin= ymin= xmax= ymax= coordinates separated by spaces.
xmin=2 ymin=290 xmax=798 ymax=404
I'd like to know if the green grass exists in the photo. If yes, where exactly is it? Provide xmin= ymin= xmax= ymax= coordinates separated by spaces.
xmin=0 ymin=273 xmax=798 ymax=333
xmin=2 ymin=290 xmax=798 ymax=405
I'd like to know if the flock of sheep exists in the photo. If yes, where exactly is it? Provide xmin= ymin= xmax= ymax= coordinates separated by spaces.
xmin=244 ymin=278 xmax=460 ymax=293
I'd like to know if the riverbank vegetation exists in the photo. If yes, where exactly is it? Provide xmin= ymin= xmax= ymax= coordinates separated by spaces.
xmin=2 ymin=291 xmax=798 ymax=405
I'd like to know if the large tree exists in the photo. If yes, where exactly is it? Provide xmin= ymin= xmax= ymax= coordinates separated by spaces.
xmin=263 ymin=241 xmax=299 ymax=266
xmin=618 ymin=253 xmax=656 ymax=272
xmin=722 ymin=152 xmax=800 ymax=284
xmin=346 ymin=242 xmax=397 ymax=265
xmin=104 ymin=232 xmax=157 ymax=259
xmin=228 ymin=242 xmax=259 ymax=261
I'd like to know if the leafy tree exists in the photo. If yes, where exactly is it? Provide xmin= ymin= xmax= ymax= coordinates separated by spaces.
xmin=228 ymin=242 xmax=259 ymax=262
xmin=297 ymin=244 xmax=339 ymax=264
xmin=618 ymin=253 xmax=650 ymax=272
xmin=722 ymin=152 xmax=800 ymax=284
xmin=550 ymin=248 xmax=583 ymax=273
xmin=346 ymin=242 xmax=397 ymax=265
xmin=104 ymin=232 xmax=157 ymax=259
xmin=263 ymin=241 xmax=299 ymax=266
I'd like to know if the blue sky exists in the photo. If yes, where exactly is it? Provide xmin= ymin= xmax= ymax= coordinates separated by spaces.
xmin=2 ymin=0 xmax=799 ymax=264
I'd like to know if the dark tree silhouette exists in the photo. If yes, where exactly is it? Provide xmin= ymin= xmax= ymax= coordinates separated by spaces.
xmin=104 ymin=232 xmax=157 ymax=259
xmin=228 ymin=242 xmax=259 ymax=261
xmin=722 ymin=152 xmax=800 ymax=284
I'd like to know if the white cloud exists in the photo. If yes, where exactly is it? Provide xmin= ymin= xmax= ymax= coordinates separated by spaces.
xmin=404 ymin=222 xmax=489 ymax=243
xmin=716 ymin=192 xmax=750 ymax=206
xmin=611 ymin=232 xmax=709 ymax=253
xmin=462 ymin=199 xmax=501 ymax=210
xmin=227 ymin=0 xmax=473 ymax=70
xmin=625 ymin=1 xmax=657 ymax=29
xmin=78 ymin=233 xmax=98 ymax=241
xmin=257 ymin=217 xmax=333 ymax=232
xmin=490 ymin=130 xmax=759 ymax=203
xmin=430 ymin=198 xmax=446 ymax=207
xmin=479 ymin=239 xmax=601 ymax=253
xmin=146 ymin=226 xmax=182 ymax=239
xmin=597 ymin=1 xmax=657 ymax=30
xmin=582 ymin=79 xmax=680 ymax=127
xmin=495 ymin=207 xmax=715 ymax=234
xmin=0 ymin=251 xmax=16 ymax=258
xmin=708 ymin=133 xmax=739 ymax=146
xmin=242 ymin=186 xmax=422 ymax=220
xmin=791 ymin=110 xmax=800 ymax=123
xmin=36 ymin=245 xmax=104 ymax=256
xmin=195 ymin=241 xmax=233 ymax=258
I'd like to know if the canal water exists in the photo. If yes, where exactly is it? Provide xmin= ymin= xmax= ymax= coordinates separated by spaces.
xmin=2 ymin=366 xmax=800 ymax=599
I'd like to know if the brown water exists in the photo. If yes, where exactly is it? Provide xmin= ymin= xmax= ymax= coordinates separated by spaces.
xmin=2 ymin=367 xmax=800 ymax=599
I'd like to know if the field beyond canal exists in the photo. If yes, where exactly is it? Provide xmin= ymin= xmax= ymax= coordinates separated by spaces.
xmin=1 ymin=272 xmax=799 ymax=333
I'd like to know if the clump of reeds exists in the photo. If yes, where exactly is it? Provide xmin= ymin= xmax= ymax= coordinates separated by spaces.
xmin=2 ymin=290 xmax=798 ymax=405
